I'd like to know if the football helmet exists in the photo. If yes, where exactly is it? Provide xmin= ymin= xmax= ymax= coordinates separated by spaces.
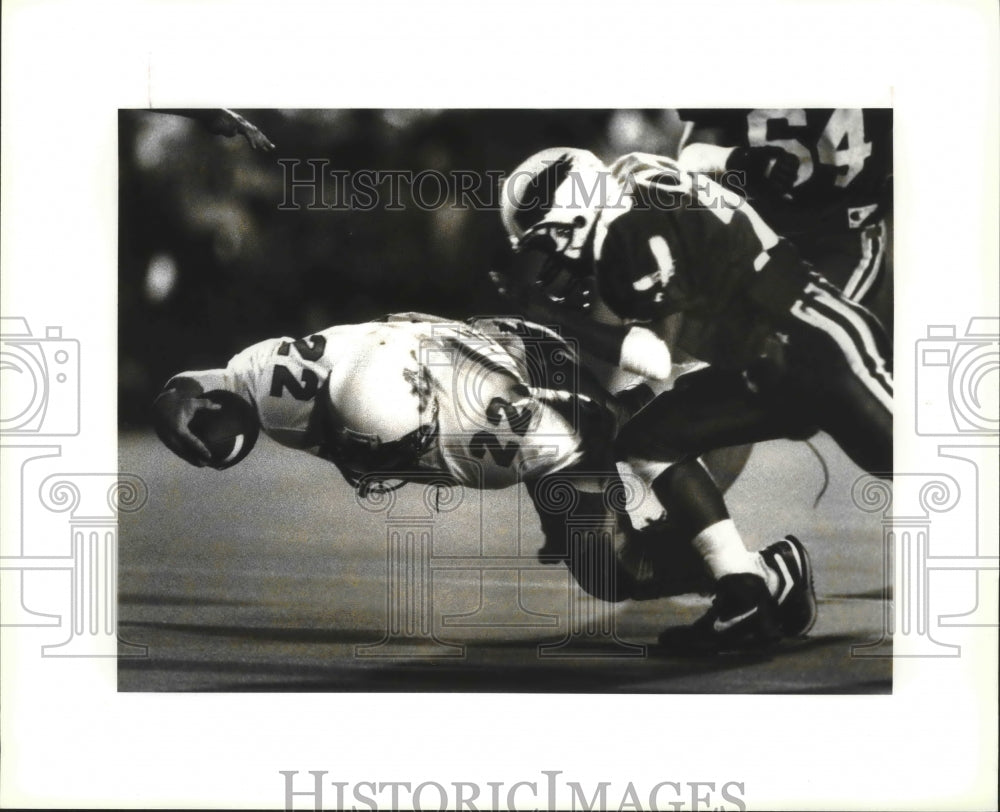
xmin=501 ymin=148 xmax=623 ymax=308
xmin=320 ymin=329 xmax=440 ymax=494
xmin=502 ymin=147 xmax=619 ymax=257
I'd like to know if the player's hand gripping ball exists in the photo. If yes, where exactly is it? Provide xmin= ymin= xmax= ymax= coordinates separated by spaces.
xmin=187 ymin=390 xmax=260 ymax=469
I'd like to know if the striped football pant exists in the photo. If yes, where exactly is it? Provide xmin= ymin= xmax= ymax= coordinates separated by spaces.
xmin=614 ymin=275 xmax=893 ymax=478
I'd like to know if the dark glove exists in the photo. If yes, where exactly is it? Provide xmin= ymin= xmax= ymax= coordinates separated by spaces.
xmin=726 ymin=146 xmax=800 ymax=196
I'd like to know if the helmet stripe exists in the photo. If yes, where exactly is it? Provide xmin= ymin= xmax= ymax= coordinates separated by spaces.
xmin=512 ymin=152 xmax=573 ymax=233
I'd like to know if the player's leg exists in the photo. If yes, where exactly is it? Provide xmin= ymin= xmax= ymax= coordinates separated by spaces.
xmin=840 ymin=221 xmax=890 ymax=335
xmin=796 ymin=221 xmax=891 ymax=335
xmin=857 ymin=217 xmax=893 ymax=340
xmin=617 ymin=372 xmax=780 ymax=594
xmin=615 ymin=513 xmax=716 ymax=601
xmin=525 ymin=474 xmax=636 ymax=602
xmin=700 ymin=444 xmax=754 ymax=494
xmin=785 ymin=278 xmax=893 ymax=475
xmin=614 ymin=367 xmax=814 ymax=649
xmin=528 ymin=472 xmax=728 ymax=604
xmin=672 ymin=314 xmax=757 ymax=493
xmin=616 ymin=367 xmax=801 ymax=453
xmin=858 ymin=253 xmax=893 ymax=342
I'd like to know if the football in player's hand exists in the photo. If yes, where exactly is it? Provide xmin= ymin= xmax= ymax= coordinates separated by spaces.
xmin=187 ymin=390 xmax=260 ymax=470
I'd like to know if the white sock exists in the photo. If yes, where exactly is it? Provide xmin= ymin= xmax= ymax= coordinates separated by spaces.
xmin=691 ymin=519 xmax=777 ymax=593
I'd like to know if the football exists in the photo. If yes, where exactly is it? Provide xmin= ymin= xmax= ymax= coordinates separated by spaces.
xmin=188 ymin=390 xmax=260 ymax=470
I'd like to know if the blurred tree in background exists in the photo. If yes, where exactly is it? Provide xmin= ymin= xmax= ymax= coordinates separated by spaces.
xmin=119 ymin=108 xmax=685 ymax=426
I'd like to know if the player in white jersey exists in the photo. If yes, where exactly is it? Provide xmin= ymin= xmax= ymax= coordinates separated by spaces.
xmin=153 ymin=312 xmax=727 ymax=605
xmin=153 ymin=313 xmax=617 ymax=490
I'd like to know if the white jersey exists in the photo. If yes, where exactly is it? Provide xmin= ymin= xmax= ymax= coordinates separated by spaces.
xmin=170 ymin=314 xmax=606 ymax=489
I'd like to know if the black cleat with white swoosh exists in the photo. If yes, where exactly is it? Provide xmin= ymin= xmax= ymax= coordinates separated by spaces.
xmin=760 ymin=535 xmax=817 ymax=638
xmin=656 ymin=573 xmax=782 ymax=653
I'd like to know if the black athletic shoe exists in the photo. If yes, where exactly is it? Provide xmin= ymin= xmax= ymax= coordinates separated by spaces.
xmin=657 ymin=573 xmax=782 ymax=653
xmin=760 ymin=535 xmax=817 ymax=637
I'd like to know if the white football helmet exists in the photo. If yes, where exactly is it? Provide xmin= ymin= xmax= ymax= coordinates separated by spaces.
xmin=322 ymin=328 xmax=439 ymax=493
xmin=501 ymin=147 xmax=621 ymax=261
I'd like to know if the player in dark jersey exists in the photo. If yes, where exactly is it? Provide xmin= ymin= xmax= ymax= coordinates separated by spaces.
xmin=500 ymin=147 xmax=890 ymax=651
xmin=676 ymin=108 xmax=892 ymax=334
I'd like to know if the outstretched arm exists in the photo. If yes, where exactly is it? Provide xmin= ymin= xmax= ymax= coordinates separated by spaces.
xmin=678 ymin=123 xmax=798 ymax=197
xmin=148 ymin=108 xmax=275 ymax=151
xmin=676 ymin=124 xmax=734 ymax=173
xmin=151 ymin=371 xmax=228 ymax=466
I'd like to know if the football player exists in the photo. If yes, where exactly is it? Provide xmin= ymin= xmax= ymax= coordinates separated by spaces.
xmin=153 ymin=313 xmax=613 ymax=490
xmin=153 ymin=313 xmax=808 ymax=613
xmin=676 ymin=108 xmax=892 ymax=334
xmin=500 ymin=147 xmax=890 ymax=650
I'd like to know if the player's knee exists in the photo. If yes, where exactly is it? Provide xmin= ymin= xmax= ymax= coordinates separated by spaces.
xmin=613 ymin=418 xmax=682 ymax=464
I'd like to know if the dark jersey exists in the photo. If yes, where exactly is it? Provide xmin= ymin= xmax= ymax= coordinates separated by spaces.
xmin=594 ymin=153 xmax=809 ymax=367
xmin=678 ymin=108 xmax=892 ymax=236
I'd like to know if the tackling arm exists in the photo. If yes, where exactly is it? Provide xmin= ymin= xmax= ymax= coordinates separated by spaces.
xmin=489 ymin=272 xmax=672 ymax=380
xmin=678 ymin=122 xmax=798 ymax=196
xmin=677 ymin=125 xmax=736 ymax=174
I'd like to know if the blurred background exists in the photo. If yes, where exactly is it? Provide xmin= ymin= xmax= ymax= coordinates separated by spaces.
xmin=118 ymin=108 xmax=686 ymax=426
